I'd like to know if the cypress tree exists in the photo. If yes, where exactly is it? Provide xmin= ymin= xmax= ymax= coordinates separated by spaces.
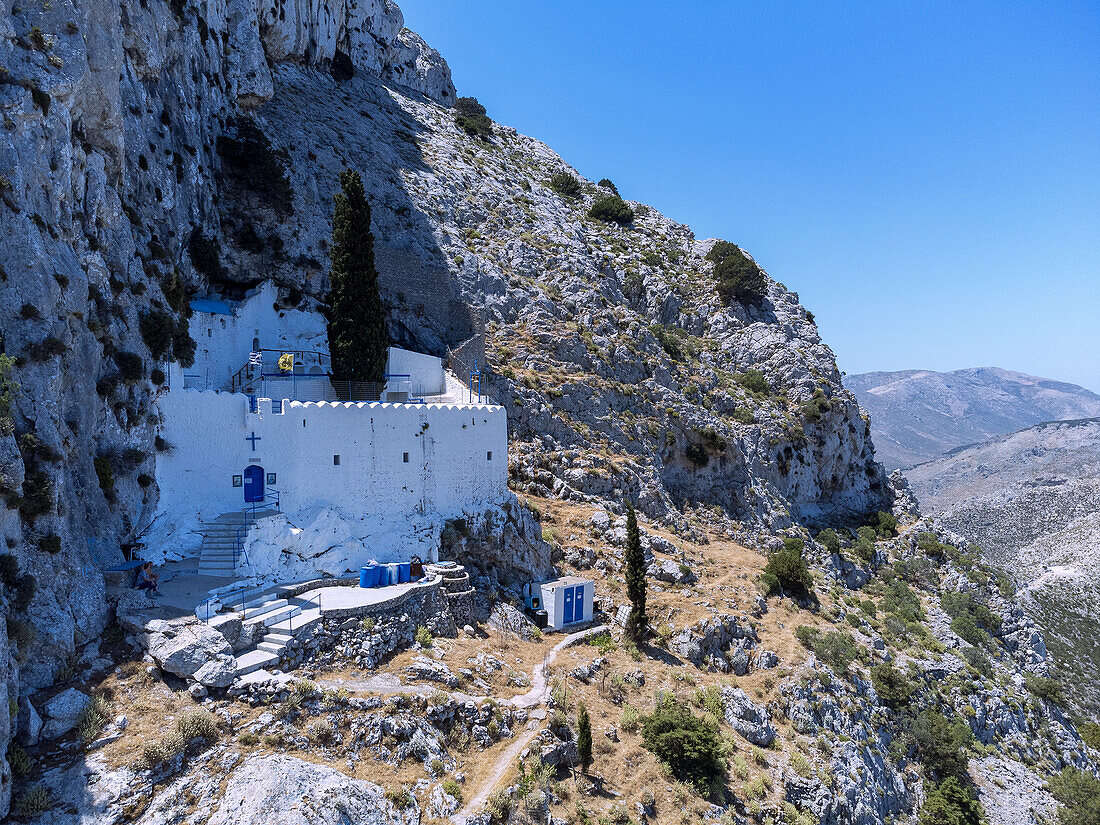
xmin=577 ymin=703 xmax=593 ymax=772
xmin=327 ymin=169 xmax=388 ymax=385
xmin=624 ymin=501 xmax=648 ymax=643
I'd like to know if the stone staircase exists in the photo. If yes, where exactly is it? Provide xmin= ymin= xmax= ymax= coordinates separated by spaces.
xmin=197 ymin=507 xmax=278 ymax=576
xmin=205 ymin=582 xmax=325 ymax=677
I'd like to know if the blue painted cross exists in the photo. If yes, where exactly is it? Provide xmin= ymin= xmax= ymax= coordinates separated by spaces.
xmin=245 ymin=431 xmax=261 ymax=451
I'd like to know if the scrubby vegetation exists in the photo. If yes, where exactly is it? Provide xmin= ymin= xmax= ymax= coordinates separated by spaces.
xmin=454 ymin=97 xmax=493 ymax=139
xmin=760 ymin=537 xmax=814 ymax=599
xmin=588 ymin=195 xmax=634 ymax=225
xmin=549 ymin=171 xmax=582 ymax=198
xmin=216 ymin=116 xmax=294 ymax=214
xmin=794 ymin=626 xmax=861 ymax=671
xmin=641 ymin=696 xmax=726 ymax=799
xmin=706 ymin=240 xmax=767 ymax=305
xmin=1049 ymin=766 xmax=1100 ymax=825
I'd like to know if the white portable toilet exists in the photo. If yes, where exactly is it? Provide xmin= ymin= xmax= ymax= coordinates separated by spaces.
xmin=523 ymin=577 xmax=594 ymax=631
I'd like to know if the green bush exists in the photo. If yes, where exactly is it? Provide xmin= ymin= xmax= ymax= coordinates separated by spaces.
xmin=188 ymin=229 xmax=221 ymax=279
xmin=1024 ymin=674 xmax=1065 ymax=706
xmin=549 ymin=172 xmax=582 ymax=198
xmin=441 ymin=777 xmax=463 ymax=802
xmin=13 ymin=785 xmax=52 ymax=817
xmin=854 ymin=526 xmax=877 ymax=563
xmin=799 ymin=388 xmax=832 ymax=421
xmin=588 ymin=195 xmax=634 ymax=225
xmin=641 ymin=699 xmax=726 ymax=798
xmin=597 ymin=178 xmax=618 ymax=194
xmin=868 ymin=510 xmax=898 ymax=538
xmin=706 ymin=241 xmax=766 ymax=305
xmin=761 ymin=539 xmax=814 ymax=599
xmin=735 ymin=369 xmax=771 ymax=395
xmin=909 ymin=709 xmax=971 ymax=780
xmin=19 ymin=469 xmax=55 ymax=522
xmin=454 ymin=97 xmax=493 ymax=138
xmin=94 ymin=456 xmax=115 ymax=494
xmin=19 ymin=303 xmax=40 ymax=319
xmin=1049 ymin=767 xmax=1100 ymax=825
xmin=870 ymin=662 xmax=914 ymax=710
xmin=116 ymin=351 xmax=144 ymax=381
xmin=950 ymin=614 xmax=988 ymax=647
xmin=37 ymin=533 xmax=61 ymax=554
xmin=0 ymin=554 xmax=18 ymax=587
xmin=960 ymin=647 xmax=993 ymax=678
xmin=794 ymin=626 xmax=860 ymax=672
xmin=415 ymin=625 xmax=433 ymax=647
xmin=6 ymin=742 xmax=31 ymax=776
xmin=816 ymin=529 xmax=841 ymax=555
xmin=139 ymin=310 xmax=176 ymax=361
xmin=919 ymin=777 xmax=985 ymax=825
xmin=176 ymin=707 xmax=219 ymax=742
xmin=917 ymin=532 xmax=953 ymax=561
xmin=1078 ymin=721 xmax=1100 ymax=750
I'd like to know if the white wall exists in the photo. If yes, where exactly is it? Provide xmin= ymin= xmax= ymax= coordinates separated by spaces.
xmin=185 ymin=282 xmax=329 ymax=390
xmin=148 ymin=388 xmax=508 ymax=569
xmin=386 ymin=348 xmax=445 ymax=396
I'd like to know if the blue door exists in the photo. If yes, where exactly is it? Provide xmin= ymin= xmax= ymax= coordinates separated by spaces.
xmin=563 ymin=586 xmax=575 ymax=624
xmin=243 ymin=466 xmax=265 ymax=503
xmin=572 ymin=585 xmax=585 ymax=622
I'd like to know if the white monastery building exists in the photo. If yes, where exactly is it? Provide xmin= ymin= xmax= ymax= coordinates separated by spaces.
xmin=144 ymin=282 xmax=507 ymax=580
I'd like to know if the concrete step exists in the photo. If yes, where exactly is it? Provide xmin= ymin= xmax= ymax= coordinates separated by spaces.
xmin=264 ymin=632 xmax=293 ymax=646
xmin=235 ymin=648 xmax=279 ymax=676
xmin=266 ymin=607 xmax=321 ymax=635
xmin=257 ymin=641 xmax=288 ymax=654
xmin=198 ymin=565 xmax=237 ymax=576
xmin=242 ymin=598 xmax=287 ymax=620
xmin=243 ymin=603 xmax=301 ymax=628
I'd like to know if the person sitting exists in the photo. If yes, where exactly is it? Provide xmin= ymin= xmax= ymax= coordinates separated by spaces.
xmin=136 ymin=562 xmax=160 ymax=597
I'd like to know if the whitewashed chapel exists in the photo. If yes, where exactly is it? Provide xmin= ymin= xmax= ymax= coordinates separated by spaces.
xmin=144 ymin=282 xmax=507 ymax=579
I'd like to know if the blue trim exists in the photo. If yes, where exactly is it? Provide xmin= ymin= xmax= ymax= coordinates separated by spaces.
xmin=189 ymin=297 xmax=234 ymax=315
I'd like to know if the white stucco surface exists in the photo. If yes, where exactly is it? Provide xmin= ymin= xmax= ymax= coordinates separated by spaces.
xmin=145 ymin=387 xmax=508 ymax=575
xmin=184 ymin=282 xmax=329 ymax=390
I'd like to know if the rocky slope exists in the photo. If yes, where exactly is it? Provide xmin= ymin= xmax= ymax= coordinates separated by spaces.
xmin=0 ymin=0 xmax=1090 ymax=822
xmin=906 ymin=417 xmax=1100 ymax=716
xmin=0 ymin=0 xmax=885 ymax=764
xmin=847 ymin=367 xmax=1100 ymax=469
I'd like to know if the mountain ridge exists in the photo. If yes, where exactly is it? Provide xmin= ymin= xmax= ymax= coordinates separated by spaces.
xmin=847 ymin=366 xmax=1100 ymax=468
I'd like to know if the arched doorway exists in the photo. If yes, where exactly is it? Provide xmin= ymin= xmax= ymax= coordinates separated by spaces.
xmin=243 ymin=465 xmax=265 ymax=503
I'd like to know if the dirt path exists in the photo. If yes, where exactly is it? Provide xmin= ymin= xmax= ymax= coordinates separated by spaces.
xmin=451 ymin=624 xmax=608 ymax=823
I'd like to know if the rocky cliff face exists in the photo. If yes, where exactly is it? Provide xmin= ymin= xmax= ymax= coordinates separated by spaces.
xmin=0 ymin=0 xmax=890 ymax=816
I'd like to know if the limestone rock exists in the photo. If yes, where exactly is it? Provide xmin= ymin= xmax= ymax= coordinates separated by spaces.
xmin=720 ymin=686 xmax=775 ymax=746
xmin=41 ymin=688 xmax=91 ymax=740
xmin=17 ymin=700 xmax=42 ymax=746
xmin=206 ymin=753 xmax=415 ymax=825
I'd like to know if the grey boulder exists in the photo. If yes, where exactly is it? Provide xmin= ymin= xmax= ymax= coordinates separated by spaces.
xmin=206 ymin=753 xmax=416 ymax=825
xmin=721 ymin=686 xmax=776 ymax=746
xmin=41 ymin=688 xmax=91 ymax=740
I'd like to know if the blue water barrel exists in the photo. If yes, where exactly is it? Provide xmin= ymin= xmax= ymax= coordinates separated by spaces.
xmin=398 ymin=562 xmax=411 ymax=583
xmin=359 ymin=566 xmax=372 ymax=588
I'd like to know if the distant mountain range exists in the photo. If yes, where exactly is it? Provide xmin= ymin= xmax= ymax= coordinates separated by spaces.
xmin=906 ymin=417 xmax=1100 ymax=715
xmin=846 ymin=367 xmax=1100 ymax=469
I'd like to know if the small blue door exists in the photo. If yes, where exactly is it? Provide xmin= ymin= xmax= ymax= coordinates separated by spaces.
xmin=572 ymin=585 xmax=585 ymax=622
xmin=563 ymin=586 xmax=575 ymax=624
xmin=243 ymin=466 xmax=265 ymax=503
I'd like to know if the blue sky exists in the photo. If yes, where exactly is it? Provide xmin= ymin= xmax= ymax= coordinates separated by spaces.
xmin=400 ymin=1 xmax=1100 ymax=392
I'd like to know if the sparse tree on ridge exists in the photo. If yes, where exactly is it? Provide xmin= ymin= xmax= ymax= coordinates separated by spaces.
xmin=577 ymin=703 xmax=593 ymax=773
xmin=624 ymin=501 xmax=648 ymax=643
